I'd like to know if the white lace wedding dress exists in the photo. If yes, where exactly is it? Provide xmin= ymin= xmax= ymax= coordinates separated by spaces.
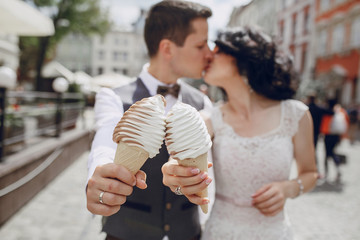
xmin=202 ymin=99 xmax=308 ymax=240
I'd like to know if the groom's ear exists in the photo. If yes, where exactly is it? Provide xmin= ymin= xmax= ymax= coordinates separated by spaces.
xmin=159 ymin=39 xmax=175 ymax=60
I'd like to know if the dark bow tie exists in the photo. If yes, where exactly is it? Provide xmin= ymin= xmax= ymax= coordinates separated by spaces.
xmin=156 ymin=84 xmax=180 ymax=98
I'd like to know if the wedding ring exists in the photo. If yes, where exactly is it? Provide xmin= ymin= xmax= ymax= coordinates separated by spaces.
xmin=99 ymin=191 xmax=105 ymax=204
xmin=174 ymin=186 xmax=183 ymax=195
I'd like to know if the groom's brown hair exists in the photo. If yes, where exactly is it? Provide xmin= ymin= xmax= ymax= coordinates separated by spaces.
xmin=144 ymin=0 xmax=212 ymax=58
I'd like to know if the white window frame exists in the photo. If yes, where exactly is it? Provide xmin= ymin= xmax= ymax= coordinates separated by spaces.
xmin=351 ymin=16 xmax=360 ymax=47
xmin=317 ymin=30 xmax=328 ymax=56
xmin=331 ymin=24 xmax=345 ymax=53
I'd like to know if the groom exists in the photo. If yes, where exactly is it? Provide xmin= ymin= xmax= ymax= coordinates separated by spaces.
xmin=86 ymin=1 xmax=213 ymax=239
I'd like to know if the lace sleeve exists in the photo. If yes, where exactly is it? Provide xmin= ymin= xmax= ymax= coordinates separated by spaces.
xmin=283 ymin=100 xmax=309 ymax=137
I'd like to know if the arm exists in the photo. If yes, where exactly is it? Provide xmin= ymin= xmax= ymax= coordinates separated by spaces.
xmin=86 ymin=88 xmax=147 ymax=216
xmin=252 ymin=110 xmax=318 ymax=216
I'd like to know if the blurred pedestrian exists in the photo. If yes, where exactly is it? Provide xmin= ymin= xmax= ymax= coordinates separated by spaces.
xmin=306 ymin=94 xmax=333 ymax=177
xmin=307 ymin=94 xmax=333 ymax=148
xmin=320 ymin=100 xmax=349 ymax=181
xmin=86 ymin=1 xmax=213 ymax=239
xmin=162 ymin=26 xmax=318 ymax=239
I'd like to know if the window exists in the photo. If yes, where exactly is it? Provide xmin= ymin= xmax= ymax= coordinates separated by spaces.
xmin=320 ymin=0 xmax=331 ymax=12
xmin=296 ymin=13 xmax=302 ymax=36
xmin=98 ymin=67 xmax=103 ymax=75
xmin=332 ymin=24 xmax=345 ymax=53
xmin=279 ymin=20 xmax=285 ymax=40
xmin=98 ymin=50 xmax=105 ymax=60
xmin=123 ymin=52 xmax=128 ymax=61
xmin=292 ymin=13 xmax=297 ymax=39
xmin=335 ymin=0 xmax=345 ymax=5
xmin=351 ymin=16 xmax=360 ymax=47
xmin=317 ymin=30 xmax=327 ymax=56
xmin=113 ymin=51 xmax=119 ymax=61
xmin=300 ymin=43 xmax=307 ymax=73
xmin=303 ymin=6 xmax=310 ymax=34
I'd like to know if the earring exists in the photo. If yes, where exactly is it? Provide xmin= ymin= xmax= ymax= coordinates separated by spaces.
xmin=243 ymin=77 xmax=253 ymax=93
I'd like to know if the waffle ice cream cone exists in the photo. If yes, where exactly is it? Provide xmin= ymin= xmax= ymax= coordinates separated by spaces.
xmin=177 ymin=153 xmax=208 ymax=213
xmin=165 ymin=102 xmax=212 ymax=214
xmin=114 ymin=141 xmax=149 ymax=175
xmin=113 ymin=95 xmax=166 ymax=173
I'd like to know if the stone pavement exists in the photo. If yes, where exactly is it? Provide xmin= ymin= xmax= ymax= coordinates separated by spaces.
xmin=0 ymin=139 xmax=359 ymax=240
xmin=288 ymin=138 xmax=360 ymax=240
xmin=0 ymin=151 xmax=105 ymax=240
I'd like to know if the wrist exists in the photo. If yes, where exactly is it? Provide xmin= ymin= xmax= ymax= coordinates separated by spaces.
xmin=290 ymin=178 xmax=304 ymax=198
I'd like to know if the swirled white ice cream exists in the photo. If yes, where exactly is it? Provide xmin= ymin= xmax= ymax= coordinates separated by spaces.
xmin=114 ymin=95 xmax=166 ymax=158
xmin=165 ymin=102 xmax=212 ymax=213
xmin=165 ymin=102 xmax=212 ymax=160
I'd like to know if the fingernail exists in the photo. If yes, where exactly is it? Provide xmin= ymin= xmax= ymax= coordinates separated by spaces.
xmin=132 ymin=180 xmax=136 ymax=186
xmin=200 ymin=172 xmax=208 ymax=179
xmin=191 ymin=168 xmax=200 ymax=174
xmin=203 ymin=198 xmax=210 ymax=204
xmin=205 ymin=178 xmax=212 ymax=185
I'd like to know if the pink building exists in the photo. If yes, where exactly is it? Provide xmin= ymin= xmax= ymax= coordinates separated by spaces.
xmin=277 ymin=0 xmax=316 ymax=96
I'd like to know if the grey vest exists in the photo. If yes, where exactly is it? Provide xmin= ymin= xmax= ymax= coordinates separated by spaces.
xmin=103 ymin=78 xmax=205 ymax=240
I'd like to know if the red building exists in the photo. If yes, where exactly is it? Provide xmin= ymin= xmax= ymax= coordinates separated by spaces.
xmin=315 ymin=0 xmax=360 ymax=106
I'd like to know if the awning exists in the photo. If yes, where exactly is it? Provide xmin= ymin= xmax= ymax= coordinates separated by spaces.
xmin=42 ymin=61 xmax=74 ymax=81
xmin=0 ymin=0 xmax=54 ymax=36
xmin=92 ymin=73 xmax=134 ymax=91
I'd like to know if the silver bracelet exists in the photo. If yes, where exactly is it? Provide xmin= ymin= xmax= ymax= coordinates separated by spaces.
xmin=296 ymin=178 xmax=304 ymax=196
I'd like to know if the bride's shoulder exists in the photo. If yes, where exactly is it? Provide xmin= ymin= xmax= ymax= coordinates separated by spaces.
xmin=200 ymin=109 xmax=216 ymax=139
xmin=282 ymin=99 xmax=308 ymax=111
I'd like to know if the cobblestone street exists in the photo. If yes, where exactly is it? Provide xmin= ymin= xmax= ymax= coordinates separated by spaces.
xmin=0 ymin=139 xmax=359 ymax=240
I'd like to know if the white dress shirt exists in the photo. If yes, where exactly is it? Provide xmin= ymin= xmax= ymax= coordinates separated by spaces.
xmin=87 ymin=63 xmax=213 ymax=182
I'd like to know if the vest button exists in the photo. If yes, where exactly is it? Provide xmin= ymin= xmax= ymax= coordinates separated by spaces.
xmin=164 ymin=224 xmax=170 ymax=232
xmin=166 ymin=203 xmax=172 ymax=210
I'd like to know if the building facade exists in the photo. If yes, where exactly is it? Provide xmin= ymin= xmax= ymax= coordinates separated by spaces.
xmin=55 ymin=26 xmax=146 ymax=78
xmin=277 ymin=0 xmax=316 ymax=96
xmin=55 ymin=33 xmax=93 ymax=75
xmin=314 ymin=0 xmax=360 ymax=105
xmin=92 ymin=26 xmax=142 ymax=77
xmin=227 ymin=0 xmax=316 ymax=97
xmin=228 ymin=0 xmax=279 ymax=35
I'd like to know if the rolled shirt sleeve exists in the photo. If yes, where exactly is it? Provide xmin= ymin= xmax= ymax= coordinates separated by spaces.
xmin=87 ymin=88 xmax=124 ymax=182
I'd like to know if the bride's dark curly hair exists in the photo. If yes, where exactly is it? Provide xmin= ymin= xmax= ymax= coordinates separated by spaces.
xmin=214 ymin=26 xmax=299 ymax=100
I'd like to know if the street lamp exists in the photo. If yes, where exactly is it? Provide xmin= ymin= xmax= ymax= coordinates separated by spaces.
xmin=0 ymin=66 xmax=17 ymax=89
xmin=52 ymin=77 xmax=69 ymax=93
xmin=0 ymin=66 xmax=17 ymax=161
xmin=52 ymin=77 xmax=69 ymax=137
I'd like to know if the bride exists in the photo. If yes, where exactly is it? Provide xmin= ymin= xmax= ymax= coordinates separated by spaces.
xmin=162 ymin=26 xmax=318 ymax=239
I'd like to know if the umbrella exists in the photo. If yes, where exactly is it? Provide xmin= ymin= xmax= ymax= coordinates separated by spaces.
xmin=0 ymin=0 xmax=54 ymax=36
xmin=92 ymin=73 xmax=135 ymax=90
